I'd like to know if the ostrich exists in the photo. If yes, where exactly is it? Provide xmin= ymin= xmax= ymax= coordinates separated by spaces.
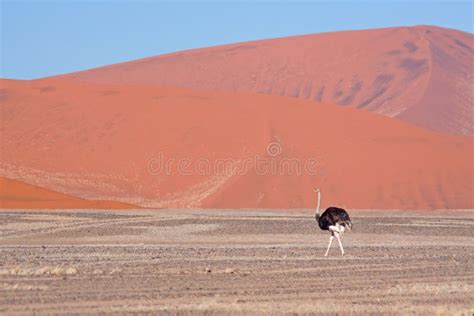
xmin=314 ymin=188 xmax=352 ymax=256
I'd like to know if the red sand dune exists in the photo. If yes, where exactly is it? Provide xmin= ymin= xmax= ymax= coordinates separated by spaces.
xmin=1 ymin=79 xmax=472 ymax=209
xmin=52 ymin=25 xmax=474 ymax=135
xmin=0 ymin=177 xmax=137 ymax=209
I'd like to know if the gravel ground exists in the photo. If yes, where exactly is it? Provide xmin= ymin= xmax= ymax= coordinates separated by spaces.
xmin=1 ymin=209 xmax=473 ymax=315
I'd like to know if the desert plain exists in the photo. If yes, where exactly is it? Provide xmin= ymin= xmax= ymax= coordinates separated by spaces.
xmin=1 ymin=209 xmax=473 ymax=315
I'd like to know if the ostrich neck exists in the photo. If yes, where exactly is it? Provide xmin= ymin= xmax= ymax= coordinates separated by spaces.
xmin=315 ymin=191 xmax=321 ymax=220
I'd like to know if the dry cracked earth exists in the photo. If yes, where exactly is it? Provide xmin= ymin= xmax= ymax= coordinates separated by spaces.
xmin=1 ymin=209 xmax=473 ymax=315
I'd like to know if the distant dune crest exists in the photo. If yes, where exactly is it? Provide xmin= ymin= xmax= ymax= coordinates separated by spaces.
xmin=51 ymin=25 xmax=474 ymax=135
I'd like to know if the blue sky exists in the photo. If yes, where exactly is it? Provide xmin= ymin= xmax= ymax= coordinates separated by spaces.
xmin=1 ymin=1 xmax=472 ymax=79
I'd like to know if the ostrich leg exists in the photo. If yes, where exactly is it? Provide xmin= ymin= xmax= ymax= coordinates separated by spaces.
xmin=324 ymin=236 xmax=334 ymax=257
xmin=335 ymin=233 xmax=345 ymax=256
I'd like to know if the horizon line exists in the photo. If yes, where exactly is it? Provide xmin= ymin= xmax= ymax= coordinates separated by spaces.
xmin=1 ymin=24 xmax=471 ymax=81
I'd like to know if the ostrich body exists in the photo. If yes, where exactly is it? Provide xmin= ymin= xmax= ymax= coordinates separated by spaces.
xmin=314 ymin=188 xmax=352 ymax=256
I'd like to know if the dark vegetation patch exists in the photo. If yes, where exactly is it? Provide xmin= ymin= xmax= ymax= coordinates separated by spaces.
xmin=403 ymin=41 xmax=418 ymax=52
xmin=38 ymin=86 xmax=55 ymax=93
xmin=333 ymin=90 xmax=343 ymax=98
xmin=399 ymin=58 xmax=428 ymax=79
xmin=386 ymin=49 xmax=402 ymax=56
xmin=358 ymin=74 xmax=394 ymax=108
xmin=314 ymin=86 xmax=325 ymax=102
xmin=339 ymin=80 xmax=363 ymax=105
xmin=453 ymin=39 xmax=473 ymax=53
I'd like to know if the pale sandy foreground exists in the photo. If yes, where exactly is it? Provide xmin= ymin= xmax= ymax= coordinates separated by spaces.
xmin=0 ymin=209 xmax=473 ymax=315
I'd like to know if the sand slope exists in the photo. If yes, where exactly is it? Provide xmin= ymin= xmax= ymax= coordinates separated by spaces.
xmin=52 ymin=26 xmax=474 ymax=135
xmin=0 ymin=177 xmax=137 ymax=209
xmin=1 ymin=79 xmax=472 ymax=209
